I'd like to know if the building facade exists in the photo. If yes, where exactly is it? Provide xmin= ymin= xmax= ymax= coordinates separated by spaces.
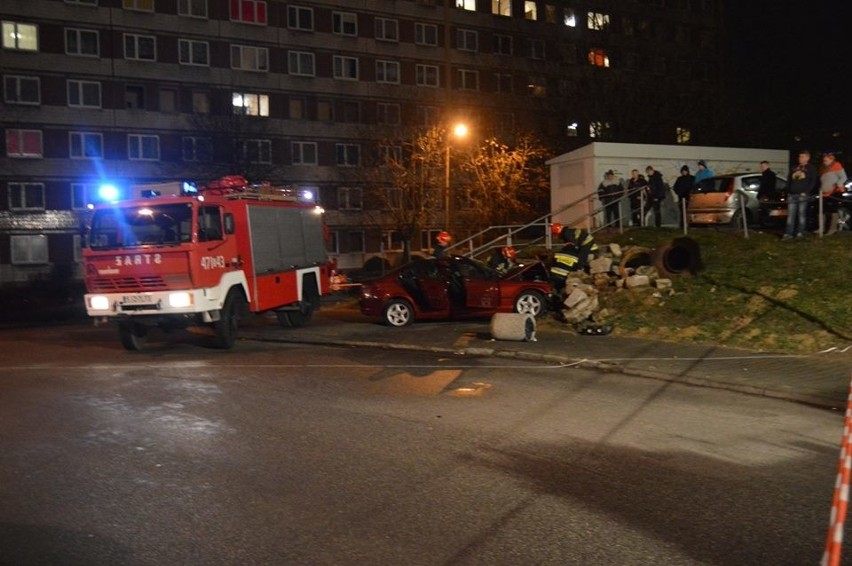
xmin=1 ymin=0 xmax=723 ymax=284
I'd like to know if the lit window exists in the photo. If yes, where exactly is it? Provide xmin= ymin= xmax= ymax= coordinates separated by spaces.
xmin=232 ymin=92 xmax=269 ymax=116
xmin=4 ymin=75 xmax=40 ymax=106
xmin=289 ymin=97 xmax=305 ymax=119
xmin=336 ymin=144 xmax=360 ymax=167
xmin=416 ymin=64 xmax=439 ymax=87
xmin=338 ymin=187 xmax=363 ymax=209
xmin=179 ymin=39 xmax=209 ymax=66
xmin=676 ymin=127 xmax=691 ymax=144
xmin=333 ymin=12 xmax=357 ymax=36
xmin=375 ymin=17 xmax=398 ymax=41
xmin=527 ymin=76 xmax=546 ymax=97
xmin=587 ymin=12 xmax=610 ymax=31
xmin=230 ymin=0 xmax=267 ymax=25
xmin=65 ymin=28 xmax=99 ymax=57
xmin=241 ymin=139 xmax=271 ymax=163
xmin=456 ymin=0 xmax=475 ymax=11
xmin=333 ymin=55 xmax=359 ymax=80
xmin=178 ymin=0 xmax=207 ymax=18
xmin=524 ymin=1 xmax=537 ymax=20
xmin=588 ymin=48 xmax=610 ymax=67
xmin=377 ymin=104 xmax=401 ymax=125
xmin=68 ymin=79 xmax=101 ymax=108
xmin=128 ymin=134 xmax=160 ymax=161
xmin=2 ymin=21 xmax=38 ymax=51
xmin=123 ymin=0 xmax=153 ymax=11
xmin=182 ymin=137 xmax=212 ymax=162
xmin=287 ymin=6 xmax=313 ymax=30
xmin=69 ymin=132 xmax=103 ymax=158
xmin=193 ymin=91 xmax=210 ymax=114
xmin=415 ymin=23 xmax=438 ymax=46
xmin=563 ymin=8 xmax=576 ymax=26
xmin=492 ymin=0 xmax=511 ymax=16
xmin=11 ymin=234 xmax=48 ymax=265
xmin=292 ymin=141 xmax=318 ymax=165
xmin=124 ymin=33 xmax=156 ymax=61
xmin=6 ymin=129 xmax=42 ymax=158
xmin=288 ymin=51 xmax=315 ymax=76
xmin=589 ymin=121 xmax=610 ymax=138
xmin=376 ymin=60 xmax=400 ymax=84
xmin=457 ymin=69 xmax=479 ymax=91
xmin=566 ymin=121 xmax=579 ymax=137
xmin=230 ymin=45 xmax=269 ymax=72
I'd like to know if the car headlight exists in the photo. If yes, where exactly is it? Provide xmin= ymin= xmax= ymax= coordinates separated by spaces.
xmin=168 ymin=292 xmax=193 ymax=308
xmin=89 ymin=295 xmax=110 ymax=311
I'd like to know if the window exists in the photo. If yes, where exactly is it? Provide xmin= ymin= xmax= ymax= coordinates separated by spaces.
xmin=11 ymin=235 xmax=48 ymax=265
xmin=6 ymin=129 xmax=41 ymax=158
xmin=287 ymin=5 xmax=313 ymax=30
xmin=338 ymin=187 xmax=363 ymax=210
xmin=8 ymin=182 xmax=45 ymax=210
xmin=415 ymin=23 xmax=437 ymax=46
xmin=198 ymin=206 xmax=223 ymax=242
xmin=4 ymin=75 xmax=40 ymax=105
xmin=178 ymin=0 xmax=207 ymax=18
xmin=563 ymin=8 xmax=576 ymax=26
xmin=416 ymin=64 xmax=439 ymax=87
xmin=67 ymin=80 xmax=100 ymax=108
xmin=336 ymin=144 xmax=360 ymax=167
xmin=66 ymin=0 xmax=98 ymax=5
xmin=527 ymin=76 xmax=546 ymax=96
xmin=230 ymin=0 xmax=267 ymax=25
xmin=495 ymin=73 xmax=512 ymax=93
xmin=346 ymin=231 xmax=365 ymax=253
xmin=289 ymin=97 xmax=305 ymax=119
xmin=333 ymin=12 xmax=357 ymax=36
xmin=455 ymin=0 xmax=475 ymax=10
xmin=328 ymin=231 xmax=340 ymax=254
xmin=544 ymin=4 xmax=557 ymax=23
xmin=232 ymin=92 xmax=269 ymax=116
xmin=128 ymin=134 xmax=160 ymax=160
xmin=527 ymin=39 xmax=545 ymax=59
xmin=417 ymin=105 xmax=439 ymax=126
xmin=192 ymin=91 xmax=210 ymax=114
xmin=69 ymin=132 xmax=103 ymax=158
xmin=377 ymin=103 xmax=401 ymax=125
xmin=492 ymin=0 xmax=511 ymax=16
xmin=382 ymin=230 xmax=404 ymax=251
xmin=339 ymin=101 xmax=359 ymax=123
xmin=159 ymin=88 xmax=177 ymax=112
xmin=288 ymin=51 xmax=315 ymax=76
xmin=317 ymin=100 xmax=333 ymax=121
xmin=524 ymin=1 xmax=537 ymax=20
xmin=124 ymin=33 xmax=156 ymax=61
xmin=72 ymin=183 xmax=96 ymax=210
xmin=457 ymin=69 xmax=479 ymax=90
xmin=231 ymin=45 xmax=269 ymax=72
xmin=566 ymin=121 xmax=579 ymax=137
xmin=375 ymin=18 xmax=398 ymax=41
xmin=587 ymin=12 xmax=610 ymax=31
xmin=125 ymin=85 xmax=145 ymax=109
xmin=291 ymin=141 xmax=317 ymax=165
xmin=240 ymin=139 xmax=271 ymax=163
xmin=589 ymin=121 xmax=610 ymax=138
xmin=123 ymin=0 xmax=153 ymax=11
xmin=183 ymin=136 xmax=212 ymax=161
xmin=179 ymin=39 xmax=209 ymax=66
xmin=2 ymin=21 xmax=38 ymax=51
xmin=379 ymin=145 xmax=402 ymax=162
xmin=457 ymin=29 xmax=478 ymax=52
xmin=588 ymin=48 xmax=610 ymax=67
xmin=65 ymin=28 xmax=99 ymax=57
xmin=333 ymin=56 xmax=358 ymax=80
xmin=676 ymin=127 xmax=691 ymax=144
xmin=494 ymin=34 xmax=512 ymax=55
xmin=376 ymin=60 xmax=400 ymax=84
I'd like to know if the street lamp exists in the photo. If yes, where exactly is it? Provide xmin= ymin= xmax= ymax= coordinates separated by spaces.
xmin=444 ymin=123 xmax=469 ymax=229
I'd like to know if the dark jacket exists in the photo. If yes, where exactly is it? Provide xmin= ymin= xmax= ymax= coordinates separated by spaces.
xmin=597 ymin=181 xmax=621 ymax=203
xmin=647 ymin=170 xmax=666 ymax=201
xmin=672 ymin=174 xmax=695 ymax=200
xmin=627 ymin=175 xmax=648 ymax=204
xmin=788 ymin=163 xmax=818 ymax=195
xmin=758 ymin=169 xmax=777 ymax=199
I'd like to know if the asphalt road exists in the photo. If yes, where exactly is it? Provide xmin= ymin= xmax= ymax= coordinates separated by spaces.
xmin=0 ymin=327 xmax=846 ymax=565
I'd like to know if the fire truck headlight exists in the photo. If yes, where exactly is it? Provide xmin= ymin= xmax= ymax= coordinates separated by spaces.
xmin=89 ymin=295 xmax=110 ymax=311
xmin=168 ymin=292 xmax=193 ymax=308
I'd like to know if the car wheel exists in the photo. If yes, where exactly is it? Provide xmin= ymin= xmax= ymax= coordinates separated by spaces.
xmin=383 ymin=299 xmax=414 ymax=327
xmin=514 ymin=290 xmax=546 ymax=317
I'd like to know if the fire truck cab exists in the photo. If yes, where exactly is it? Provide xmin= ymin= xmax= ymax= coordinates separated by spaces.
xmin=83 ymin=176 xmax=331 ymax=350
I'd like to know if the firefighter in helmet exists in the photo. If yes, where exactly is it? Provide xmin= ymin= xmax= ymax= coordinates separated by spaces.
xmin=488 ymin=246 xmax=516 ymax=273
xmin=433 ymin=231 xmax=451 ymax=258
xmin=549 ymin=224 xmax=598 ymax=292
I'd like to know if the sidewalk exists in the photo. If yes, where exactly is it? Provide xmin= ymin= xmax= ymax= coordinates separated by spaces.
xmin=241 ymin=300 xmax=852 ymax=411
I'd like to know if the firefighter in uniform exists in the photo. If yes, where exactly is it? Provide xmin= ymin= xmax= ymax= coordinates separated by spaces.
xmin=549 ymin=224 xmax=598 ymax=292
xmin=488 ymin=246 xmax=516 ymax=273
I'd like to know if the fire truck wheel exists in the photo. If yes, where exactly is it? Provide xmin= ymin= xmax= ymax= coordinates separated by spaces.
xmin=275 ymin=303 xmax=313 ymax=328
xmin=118 ymin=322 xmax=148 ymax=351
xmin=383 ymin=299 xmax=414 ymax=327
xmin=213 ymin=290 xmax=245 ymax=349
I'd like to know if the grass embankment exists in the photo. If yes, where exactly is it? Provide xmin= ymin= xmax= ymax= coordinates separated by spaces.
xmin=595 ymin=228 xmax=851 ymax=354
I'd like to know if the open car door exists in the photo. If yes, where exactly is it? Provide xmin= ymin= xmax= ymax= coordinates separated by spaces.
xmin=398 ymin=259 xmax=450 ymax=314
xmin=450 ymin=257 xmax=501 ymax=311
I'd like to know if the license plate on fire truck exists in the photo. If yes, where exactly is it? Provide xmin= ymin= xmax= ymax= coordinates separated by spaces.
xmin=122 ymin=294 xmax=153 ymax=304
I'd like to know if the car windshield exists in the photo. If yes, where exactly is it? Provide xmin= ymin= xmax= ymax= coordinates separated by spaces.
xmin=89 ymin=203 xmax=193 ymax=250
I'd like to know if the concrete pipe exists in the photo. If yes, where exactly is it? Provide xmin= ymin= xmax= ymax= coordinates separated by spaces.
xmin=490 ymin=313 xmax=536 ymax=342
xmin=618 ymin=246 xmax=652 ymax=279
xmin=652 ymin=237 xmax=702 ymax=277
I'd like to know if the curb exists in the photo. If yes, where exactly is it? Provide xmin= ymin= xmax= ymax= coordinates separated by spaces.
xmin=239 ymin=332 xmax=844 ymax=412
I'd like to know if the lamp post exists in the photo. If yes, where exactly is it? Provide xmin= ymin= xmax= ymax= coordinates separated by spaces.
xmin=443 ymin=123 xmax=469 ymax=229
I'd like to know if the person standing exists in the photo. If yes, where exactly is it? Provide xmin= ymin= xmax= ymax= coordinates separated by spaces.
xmin=672 ymin=165 xmax=695 ymax=227
xmin=596 ymin=170 xmax=622 ymax=228
xmin=819 ymin=152 xmax=848 ymax=235
xmin=757 ymin=160 xmax=777 ymax=200
xmin=783 ymin=151 xmax=818 ymax=239
xmin=694 ymin=160 xmax=714 ymax=186
xmin=626 ymin=169 xmax=648 ymax=226
xmin=645 ymin=165 xmax=666 ymax=227
xmin=433 ymin=231 xmax=451 ymax=258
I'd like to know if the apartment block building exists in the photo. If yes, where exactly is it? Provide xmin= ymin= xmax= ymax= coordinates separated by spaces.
xmin=0 ymin=0 xmax=723 ymax=284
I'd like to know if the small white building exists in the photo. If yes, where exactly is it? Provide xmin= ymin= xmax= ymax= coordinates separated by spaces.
xmin=547 ymin=142 xmax=790 ymax=228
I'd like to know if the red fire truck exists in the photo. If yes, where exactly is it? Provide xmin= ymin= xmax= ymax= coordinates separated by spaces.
xmin=83 ymin=176 xmax=332 ymax=350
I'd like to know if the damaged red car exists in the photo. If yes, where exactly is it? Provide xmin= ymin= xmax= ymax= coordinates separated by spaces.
xmin=358 ymin=255 xmax=552 ymax=327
